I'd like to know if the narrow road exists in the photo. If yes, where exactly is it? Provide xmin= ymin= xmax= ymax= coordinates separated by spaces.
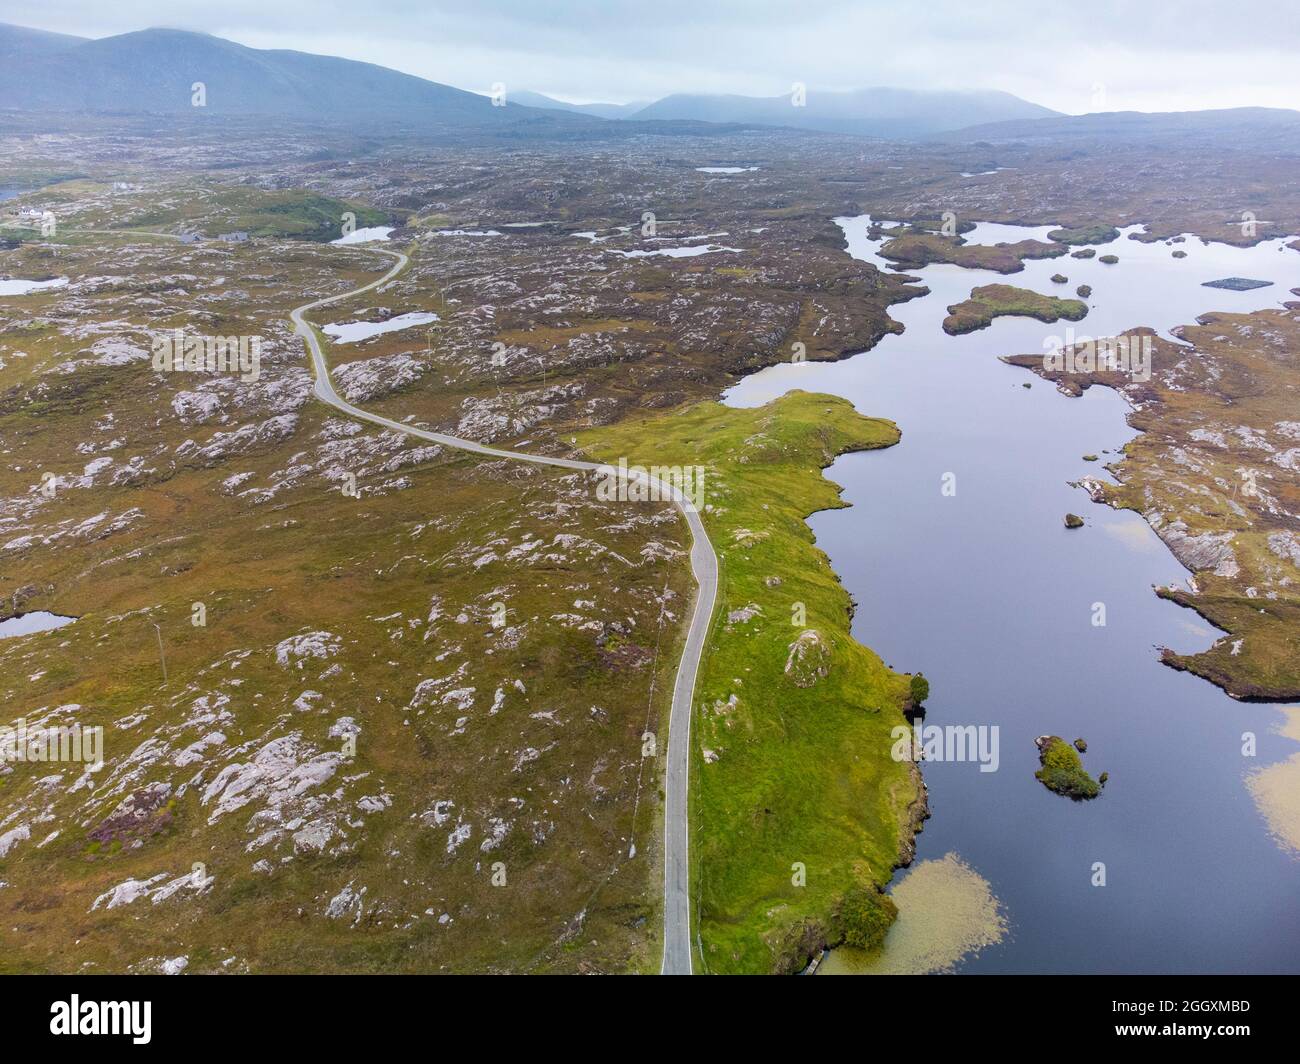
xmin=51 ymin=228 xmax=185 ymax=241
xmin=290 ymin=245 xmax=715 ymax=974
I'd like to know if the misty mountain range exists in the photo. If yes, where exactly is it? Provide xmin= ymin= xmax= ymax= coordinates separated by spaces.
xmin=0 ymin=24 xmax=560 ymax=131
xmin=510 ymin=86 xmax=1059 ymax=137
xmin=509 ymin=91 xmax=652 ymax=121
xmin=0 ymin=22 xmax=1057 ymax=139
xmin=612 ymin=89 xmax=1053 ymax=136
xmin=3 ymin=22 xmax=1297 ymax=143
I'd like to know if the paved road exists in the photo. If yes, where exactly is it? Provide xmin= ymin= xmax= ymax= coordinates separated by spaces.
xmin=290 ymin=246 xmax=715 ymax=974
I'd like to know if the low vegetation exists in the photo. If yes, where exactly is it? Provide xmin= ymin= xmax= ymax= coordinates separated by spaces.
xmin=835 ymin=884 xmax=898 ymax=952
xmin=942 ymin=283 xmax=1088 ymax=335
xmin=1048 ymin=225 xmax=1120 ymax=246
xmin=1005 ymin=314 xmax=1300 ymax=701
xmin=1034 ymin=736 xmax=1100 ymax=800
xmin=879 ymin=231 xmax=1066 ymax=274
xmin=580 ymin=391 xmax=926 ymax=975
xmin=122 ymin=187 xmax=390 ymax=240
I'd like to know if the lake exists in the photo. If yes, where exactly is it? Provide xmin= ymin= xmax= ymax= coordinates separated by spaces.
xmin=0 ymin=277 xmax=69 ymax=296
xmin=0 ymin=611 xmax=77 ymax=639
xmin=323 ymin=310 xmax=439 ymax=344
xmin=726 ymin=217 xmax=1300 ymax=973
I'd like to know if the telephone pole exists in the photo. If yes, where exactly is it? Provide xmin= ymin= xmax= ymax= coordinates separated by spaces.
xmin=152 ymin=622 xmax=168 ymax=685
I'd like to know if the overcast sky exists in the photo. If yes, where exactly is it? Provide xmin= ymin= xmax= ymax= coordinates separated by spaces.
xmin=10 ymin=0 xmax=1300 ymax=114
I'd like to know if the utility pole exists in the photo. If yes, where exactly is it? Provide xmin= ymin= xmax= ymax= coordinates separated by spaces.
xmin=153 ymin=622 xmax=168 ymax=685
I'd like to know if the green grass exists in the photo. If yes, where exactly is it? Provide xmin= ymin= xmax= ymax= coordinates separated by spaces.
xmin=943 ymin=283 xmax=1088 ymax=335
xmin=1048 ymin=225 xmax=1120 ymax=246
xmin=579 ymin=391 xmax=923 ymax=974
xmin=127 ymin=188 xmax=389 ymax=241
xmin=880 ymin=231 xmax=1066 ymax=274
xmin=1034 ymin=736 xmax=1100 ymax=800
xmin=1158 ymin=578 xmax=1300 ymax=700
xmin=837 ymin=884 xmax=898 ymax=951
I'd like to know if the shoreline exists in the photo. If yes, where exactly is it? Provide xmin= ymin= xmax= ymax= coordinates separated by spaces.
xmin=580 ymin=392 xmax=928 ymax=974
xmin=1001 ymin=312 xmax=1300 ymax=703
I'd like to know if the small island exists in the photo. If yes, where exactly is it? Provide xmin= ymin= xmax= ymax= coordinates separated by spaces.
xmin=1048 ymin=224 xmax=1120 ymax=246
xmin=943 ymin=284 xmax=1089 ymax=335
xmin=1076 ymin=284 xmax=1092 ymax=298
xmin=1035 ymin=735 xmax=1101 ymax=800
xmin=1202 ymin=277 xmax=1272 ymax=291
xmin=1064 ymin=513 xmax=1084 ymax=528
xmin=879 ymin=230 xmax=1066 ymax=273
xmin=1099 ymin=254 xmax=1119 ymax=264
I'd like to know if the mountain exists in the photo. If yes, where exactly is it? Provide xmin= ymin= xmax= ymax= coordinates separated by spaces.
xmin=511 ymin=90 xmax=648 ymax=120
xmin=630 ymin=87 xmax=1059 ymax=138
xmin=0 ymin=24 xmax=595 ymax=132
xmin=933 ymin=106 xmax=1300 ymax=145
xmin=0 ymin=23 xmax=1060 ymax=140
xmin=0 ymin=21 xmax=86 ymax=61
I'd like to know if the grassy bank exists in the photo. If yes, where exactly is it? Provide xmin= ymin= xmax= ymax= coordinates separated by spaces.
xmin=579 ymin=391 xmax=924 ymax=974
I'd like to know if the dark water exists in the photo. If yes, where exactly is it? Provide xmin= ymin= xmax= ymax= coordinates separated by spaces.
xmin=726 ymin=218 xmax=1300 ymax=973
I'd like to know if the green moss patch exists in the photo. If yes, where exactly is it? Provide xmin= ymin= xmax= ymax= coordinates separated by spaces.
xmin=943 ymin=283 xmax=1088 ymax=335
xmin=127 ymin=188 xmax=389 ymax=241
xmin=1035 ymin=735 xmax=1100 ymax=800
xmin=1048 ymin=225 xmax=1120 ymax=246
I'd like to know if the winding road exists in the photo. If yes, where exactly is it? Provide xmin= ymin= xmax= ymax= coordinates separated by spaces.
xmin=291 ymin=245 xmax=715 ymax=975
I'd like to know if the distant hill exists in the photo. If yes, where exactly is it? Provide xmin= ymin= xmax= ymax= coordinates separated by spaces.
xmin=935 ymin=106 xmax=1300 ymax=145
xmin=0 ymin=24 xmax=595 ymax=133
xmin=0 ymin=22 xmax=86 ymax=62
xmin=511 ymin=90 xmax=648 ymax=120
xmin=0 ymin=22 xmax=1066 ymax=142
xmin=630 ymin=87 xmax=1059 ymax=138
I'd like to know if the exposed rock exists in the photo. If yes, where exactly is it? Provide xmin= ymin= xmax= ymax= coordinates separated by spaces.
xmin=784 ymin=629 xmax=830 ymax=688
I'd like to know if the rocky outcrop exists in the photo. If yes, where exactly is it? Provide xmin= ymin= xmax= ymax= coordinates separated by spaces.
xmin=784 ymin=629 xmax=830 ymax=688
